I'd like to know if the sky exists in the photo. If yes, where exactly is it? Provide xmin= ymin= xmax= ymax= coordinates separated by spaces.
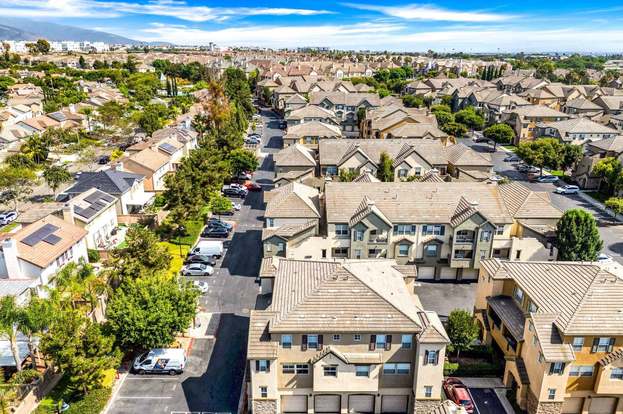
xmin=2 ymin=0 xmax=623 ymax=52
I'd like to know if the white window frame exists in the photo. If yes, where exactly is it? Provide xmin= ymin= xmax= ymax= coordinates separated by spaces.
xmin=547 ymin=388 xmax=556 ymax=400
xmin=282 ymin=364 xmax=295 ymax=374
xmin=353 ymin=334 xmax=362 ymax=342
xmin=383 ymin=363 xmax=396 ymax=374
xmin=569 ymin=365 xmax=594 ymax=377
xmin=335 ymin=224 xmax=349 ymax=236
xmin=355 ymin=365 xmax=370 ymax=377
xmin=258 ymin=360 xmax=269 ymax=372
xmin=375 ymin=334 xmax=387 ymax=348
xmin=296 ymin=364 xmax=309 ymax=374
xmin=426 ymin=351 xmax=437 ymax=365
xmin=260 ymin=386 xmax=268 ymax=398
xmin=572 ymin=337 xmax=584 ymax=352
xmin=424 ymin=386 xmax=433 ymax=398
xmin=401 ymin=335 xmax=412 ymax=349
xmin=396 ymin=363 xmax=410 ymax=374
xmin=597 ymin=337 xmax=612 ymax=352
xmin=323 ymin=365 xmax=337 ymax=377
xmin=281 ymin=335 xmax=292 ymax=349
xmin=513 ymin=286 xmax=524 ymax=303
xmin=307 ymin=334 xmax=319 ymax=349
xmin=332 ymin=334 xmax=341 ymax=342
xmin=611 ymin=368 xmax=623 ymax=380
xmin=398 ymin=244 xmax=409 ymax=257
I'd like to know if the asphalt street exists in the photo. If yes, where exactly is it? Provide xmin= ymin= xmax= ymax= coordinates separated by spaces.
xmin=458 ymin=138 xmax=623 ymax=263
xmin=106 ymin=107 xmax=281 ymax=414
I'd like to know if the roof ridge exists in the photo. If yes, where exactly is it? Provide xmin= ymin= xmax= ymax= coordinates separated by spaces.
xmin=563 ymin=266 xmax=615 ymax=332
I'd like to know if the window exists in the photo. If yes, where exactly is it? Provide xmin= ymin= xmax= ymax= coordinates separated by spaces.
xmin=533 ymin=335 xmax=538 ymax=346
xmin=332 ymin=334 xmax=341 ymax=342
xmin=422 ymin=224 xmax=444 ymax=236
xmin=397 ymin=363 xmax=410 ymax=374
xmin=282 ymin=364 xmax=295 ymax=374
xmin=611 ymin=368 xmax=623 ymax=380
xmin=335 ymin=224 xmax=349 ymax=237
xmin=281 ymin=335 xmax=292 ymax=349
xmin=550 ymin=362 xmax=565 ymax=375
xmin=368 ymin=248 xmax=381 ymax=257
xmin=495 ymin=226 xmax=505 ymax=235
xmin=572 ymin=337 xmax=584 ymax=352
xmin=356 ymin=365 xmax=370 ymax=377
xmin=528 ymin=301 xmax=538 ymax=313
xmin=323 ymin=365 xmax=337 ymax=377
xmin=394 ymin=224 xmax=416 ymax=235
xmin=479 ymin=249 xmax=487 ymax=260
xmin=425 ymin=350 xmax=439 ymax=365
xmin=383 ymin=363 xmax=396 ymax=374
xmin=513 ymin=286 xmax=524 ymax=303
xmin=515 ymin=250 xmax=522 ymax=260
xmin=326 ymin=166 xmax=338 ymax=175
xmin=480 ymin=230 xmax=492 ymax=242
xmin=398 ymin=169 xmax=408 ymax=178
xmin=257 ymin=360 xmax=269 ymax=372
xmin=547 ymin=389 xmax=556 ymax=401
xmin=593 ymin=337 xmax=615 ymax=353
xmin=401 ymin=335 xmax=412 ymax=349
xmin=296 ymin=364 xmax=309 ymax=374
xmin=425 ymin=244 xmax=439 ymax=257
xmin=414 ymin=167 xmax=422 ymax=176
xmin=332 ymin=247 xmax=348 ymax=258
xmin=307 ymin=335 xmax=319 ymax=349
xmin=260 ymin=386 xmax=268 ymax=398
xmin=376 ymin=334 xmax=387 ymax=348
xmin=424 ymin=386 xmax=433 ymax=398
xmin=266 ymin=218 xmax=274 ymax=227
xmin=569 ymin=365 xmax=594 ymax=377
xmin=454 ymin=250 xmax=473 ymax=259
xmin=354 ymin=230 xmax=364 ymax=241
xmin=456 ymin=230 xmax=473 ymax=242
xmin=355 ymin=249 xmax=362 ymax=259
xmin=354 ymin=334 xmax=362 ymax=342
xmin=398 ymin=244 xmax=410 ymax=257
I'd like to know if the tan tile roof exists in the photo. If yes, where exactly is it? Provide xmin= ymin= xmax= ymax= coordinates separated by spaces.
xmin=325 ymin=182 xmax=514 ymax=225
xmin=309 ymin=91 xmax=381 ymax=107
xmin=13 ymin=215 xmax=87 ymax=268
xmin=352 ymin=172 xmax=380 ymax=183
xmin=284 ymin=121 xmax=342 ymax=139
xmin=598 ymin=348 xmax=623 ymax=367
xmin=422 ymin=401 xmax=466 ymax=414
xmin=508 ymin=105 xmax=570 ymax=119
xmin=309 ymin=346 xmax=383 ymax=365
xmin=273 ymin=144 xmax=316 ymax=167
xmin=125 ymin=148 xmax=170 ymax=172
xmin=286 ymin=105 xmax=337 ymax=121
xmin=264 ymin=182 xmax=320 ymax=219
xmin=261 ymin=221 xmax=317 ymax=241
xmin=482 ymin=260 xmax=623 ymax=335
xmin=530 ymin=313 xmax=575 ymax=362
xmin=259 ymin=257 xmax=277 ymax=278
xmin=419 ymin=170 xmax=445 ymax=183
xmin=588 ymin=136 xmax=623 ymax=154
xmin=269 ymin=259 xmax=426 ymax=333
xmin=498 ymin=182 xmax=563 ymax=220
xmin=445 ymin=143 xmax=493 ymax=167
xmin=385 ymin=123 xmax=447 ymax=140
xmin=247 ymin=310 xmax=278 ymax=359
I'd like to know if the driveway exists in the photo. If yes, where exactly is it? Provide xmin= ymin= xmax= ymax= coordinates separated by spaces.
xmin=415 ymin=281 xmax=477 ymax=321
xmin=107 ymin=107 xmax=282 ymax=414
xmin=458 ymin=137 xmax=623 ymax=263
xmin=468 ymin=388 xmax=509 ymax=414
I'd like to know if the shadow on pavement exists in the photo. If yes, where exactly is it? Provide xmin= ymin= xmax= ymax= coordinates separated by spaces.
xmin=259 ymin=154 xmax=274 ymax=171
xmin=221 ymin=230 xmax=262 ymax=278
xmin=181 ymin=313 xmax=249 ymax=413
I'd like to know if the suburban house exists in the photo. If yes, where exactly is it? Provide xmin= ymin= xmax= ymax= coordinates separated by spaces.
xmin=359 ymin=106 xmax=442 ymax=141
xmin=283 ymin=94 xmax=308 ymax=113
xmin=283 ymin=121 xmax=343 ymax=149
xmin=572 ymin=136 xmax=623 ymax=190
xmin=62 ymin=188 xmax=119 ymax=250
xmin=501 ymin=105 xmax=573 ymax=144
xmin=285 ymin=106 xmax=339 ymax=128
xmin=0 ymin=215 xmax=88 ymax=287
xmin=273 ymin=144 xmax=317 ymax=182
xmin=62 ymin=169 xmax=153 ymax=215
xmin=121 ymin=148 xmax=171 ymax=192
xmin=248 ymin=258 xmax=449 ymax=414
xmin=474 ymin=259 xmax=623 ymax=414
xmin=535 ymin=118 xmax=619 ymax=144
xmin=309 ymin=92 xmax=381 ymax=137
xmin=262 ymin=181 xmax=562 ymax=281
xmin=563 ymin=98 xmax=604 ymax=120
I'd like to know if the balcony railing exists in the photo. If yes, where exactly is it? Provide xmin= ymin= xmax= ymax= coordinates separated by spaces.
xmin=369 ymin=236 xmax=388 ymax=243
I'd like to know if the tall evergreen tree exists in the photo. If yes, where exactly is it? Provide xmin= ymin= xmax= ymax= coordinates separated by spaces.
xmin=377 ymin=152 xmax=395 ymax=182
xmin=556 ymin=209 xmax=603 ymax=261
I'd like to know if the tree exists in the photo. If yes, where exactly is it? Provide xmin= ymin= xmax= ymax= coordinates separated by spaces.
xmin=96 ymin=101 xmax=126 ymax=132
xmin=442 ymin=122 xmax=468 ymax=138
xmin=79 ymin=106 xmax=94 ymax=131
xmin=516 ymin=138 xmax=562 ymax=176
xmin=20 ymin=297 xmax=52 ymax=368
xmin=229 ymin=148 xmax=258 ymax=175
xmin=0 ymin=166 xmax=38 ymax=212
xmin=51 ymin=261 xmax=107 ymax=314
xmin=136 ymin=104 xmax=165 ymax=136
xmin=433 ymin=110 xmax=454 ymax=129
xmin=338 ymin=169 xmax=358 ymax=182
xmin=105 ymin=274 xmax=199 ymax=351
xmin=454 ymin=107 xmax=484 ymax=130
xmin=209 ymin=193 xmax=233 ymax=215
xmin=605 ymin=197 xmax=623 ymax=217
xmin=556 ymin=209 xmax=603 ymax=261
xmin=41 ymin=310 xmax=119 ymax=394
xmin=483 ymin=123 xmax=515 ymax=150
xmin=377 ymin=152 xmax=394 ymax=182
xmin=78 ymin=55 xmax=87 ymax=69
xmin=0 ymin=297 xmax=24 ymax=371
xmin=21 ymin=133 xmax=52 ymax=164
xmin=592 ymin=157 xmax=623 ymax=196
xmin=446 ymin=309 xmax=479 ymax=358
xmin=42 ymin=165 xmax=72 ymax=196
xmin=402 ymin=95 xmax=423 ymax=108
xmin=561 ymin=144 xmax=583 ymax=171
xmin=106 ymin=225 xmax=171 ymax=283
xmin=78 ymin=147 xmax=98 ymax=170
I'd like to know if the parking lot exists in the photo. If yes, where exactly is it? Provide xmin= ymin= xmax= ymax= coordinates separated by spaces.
xmin=468 ymin=388 xmax=508 ymax=414
xmin=106 ymin=107 xmax=281 ymax=414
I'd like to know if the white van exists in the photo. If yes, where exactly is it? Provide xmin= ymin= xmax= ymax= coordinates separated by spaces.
xmin=191 ymin=240 xmax=224 ymax=258
xmin=133 ymin=348 xmax=186 ymax=375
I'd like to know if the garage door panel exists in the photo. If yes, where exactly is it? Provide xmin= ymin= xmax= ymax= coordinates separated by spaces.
xmin=589 ymin=397 xmax=617 ymax=414
xmin=462 ymin=269 xmax=478 ymax=280
xmin=439 ymin=267 xmax=457 ymax=280
xmin=282 ymin=395 xmax=308 ymax=413
xmin=417 ymin=266 xmax=435 ymax=280
xmin=315 ymin=395 xmax=340 ymax=413
xmin=562 ymin=397 xmax=583 ymax=414
xmin=381 ymin=395 xmax=408 ymax=414
xmin=348 ymin=395 xmax=374 ymax=414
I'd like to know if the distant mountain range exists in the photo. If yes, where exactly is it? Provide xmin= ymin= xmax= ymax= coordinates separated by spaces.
xmin=0 ymin=17 xmax=153 ymax=45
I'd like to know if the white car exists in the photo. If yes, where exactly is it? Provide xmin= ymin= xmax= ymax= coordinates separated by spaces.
xmin=554 ymin=185 xmax=580 ymax=195
xmin=193 ymin=281 xmax=209 ymax=294
xmin=597 ymin=253 xmax=613 ymax=263
xmin=489 ymin=175 xmax=504 ymax=182
xmin=181 ymin=263 xmax=214 ymax=276
xmin=536 ymin=175 xmax=559 ymax=183
xmin=232 ymin=202 xmax=242 ymax=211
xmin=0 ymin=211 xmax=17 ymax=226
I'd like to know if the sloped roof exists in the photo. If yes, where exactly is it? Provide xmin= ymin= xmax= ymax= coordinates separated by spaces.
xmin=64 ymin=170 xmax=144 ymax=196
xmin=247 ymin=310 xmax=278 ymax=359
xmin=273 ymin=144 xmax=316 ymax=167
xmin=284 ymin=121 xmax=342 ymax=138
xmin=588 ymin=135 xmax=623 ymax=154
xmin=264 ymin=182 xmax=321 ymax=219
xmin=349 ymin=196 xmax=392 ymax=227
xmin=353 ymin=172 xmax=381 ymax=183
xmin=445 ymin=143 xmax=493 ymax=167
xmin=261 ymin=220 xmax=317 ymax=241
xmin=530 ymin=313 xmax=575 ymax=362
xmin=498 ymin=182 xmax=563 ymax=219
xmin=286 ymin=105 xmax=337 ymax=121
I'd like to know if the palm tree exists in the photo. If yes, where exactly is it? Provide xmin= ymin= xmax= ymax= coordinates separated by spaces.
xmin=50 ymin=260 xmax=107 ymax=315
xmin=20 ymin=298 xmax=52 ymax=368
xmin=0 ymin=297 xmax=23 ymax=371
xmin=79 ymin=106 xmax=94 ymax=132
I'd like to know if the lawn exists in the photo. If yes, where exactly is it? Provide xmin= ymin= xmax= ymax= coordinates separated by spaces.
xmin=501 ymin=144 xmax=517 ymax=152
xmin=585 ymin=191 xmax=610 ymax=204
xmin=160 ymin=241 xmax=190 ymax=275
xmin=158 ymin=217 xmax=204 ymax=275
xmin=0 ymin=222 xmax=19 ymax=233
xmin=33 ymin=372 xmax=114 ymax=414
xmin=549 ymin=170 xmax=564 ymax=177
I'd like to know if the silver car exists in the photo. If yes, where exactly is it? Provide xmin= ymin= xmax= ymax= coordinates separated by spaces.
xmin=181 ymin=263 xmax=214 ymax=276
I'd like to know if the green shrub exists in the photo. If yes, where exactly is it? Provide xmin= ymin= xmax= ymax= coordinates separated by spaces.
xmin=65 ymin=388 xmax=112 ymax=414
xmin=444 ymin=360 xmax=503 ymax=377
xmin=87 ymin=249 xmax=101 ymax=263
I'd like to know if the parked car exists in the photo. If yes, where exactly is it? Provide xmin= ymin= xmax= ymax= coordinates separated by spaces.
xmin=554 ymin=185 xmax=580 ymax=194
xmin=504 ymin=155 xmax=521 ymax=162
xmin=212 ymin=208 xmax=235 ymax=216
xmin=0 ymin=211 xmax=17 ymax=226
xmin=597 ymin=253 xmax=613 ymax=263
xmin=236 ymin=172 xmax=253 ymax=180
xmin=206 ymin=217 xmax=233 ymax=230
xmin=222 ymin=186 xmax=248 ymax=198
xmin=184 ymin=254 xmax=217 ymax=266
xmin=278 ymin=121 xmax=287 ymax=129
xmin=181 ymin=262 xmax=214 ymax=276
xmin=244 ymin=182 xmax=262 ymax=192
xmin=206 ymin=221 xmax=231 ymax=232
xmin=232 ymin=202 xmax=242 ymax=211
xmin=518 ymin=164 xmax=539 ymax=173
xmin=133 ymin=348 xmax=186 ymax=375
xmin=98 ymin=155 xmax=111 ymax=165
xmin=190 ymin=240 xmax=224 ymax=258
xmin=245 ymin=137 xmax=260 ymax=145
xmin=443 ymin=378 xmax=474 ymax=414
xmin=0 ymin=190 xmax=15 ymax=203
xmin=193 ymin=280 xmax=209 ymax=294
xmin=488 ymin=175 xmax=504 ymax=182
xmin=536 ymin=175 xmax=559 ymax=183
xmin=201 ymin=226 xmax=229 ymax=238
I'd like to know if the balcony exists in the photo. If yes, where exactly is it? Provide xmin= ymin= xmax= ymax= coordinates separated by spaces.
xmin=453 ymin=236 xmax=474 ymax=244
xmin=368 ymin=236 xmax=388 ymax=244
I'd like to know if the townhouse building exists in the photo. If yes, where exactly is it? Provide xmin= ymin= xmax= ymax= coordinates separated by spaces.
xmin=262 ymin=181 xmax=562 ymax=282
xmin=121 ymin=148 xmax=171 ymax=192
xmin=535 ymin=118 xmax=619 ymax=145
xmin=309 ymin=92 xmax=381 ymax=137
xmin=248 ymin=259 xmax=449 ymax=414
xmin=285 ymin=106 xmax=339 ymax=128
xmin=572 ymin=136 xmax=623 ymax=190
xmin=62 ymin=188 xmax=119 ymax=250
xmin=359 ymin=106 xmax=445 ymax=142
xmin=283 ymin=121 xmax=343 ymax=149
xmin=501 ymin=105 xmax=573 ymax=144
xmin=474 ymin=259 xmax=623 ymax=414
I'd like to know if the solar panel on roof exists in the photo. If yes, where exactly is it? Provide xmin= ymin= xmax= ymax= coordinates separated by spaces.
xmin=158 ymin=143 xmax=177 ymax=154
xmin=75 ymin=207 xmax=98 ymax=219
xmin=43 ymin=234 xmax=62 ymax=245
xmin=21 ymin=224 xmax=59 ymax=247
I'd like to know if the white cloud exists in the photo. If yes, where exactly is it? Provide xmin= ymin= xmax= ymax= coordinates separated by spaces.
xmin=0 ymin=0 xmax=333 ymax=21
xmin=344 ymin=3 xmax=514 ymax=22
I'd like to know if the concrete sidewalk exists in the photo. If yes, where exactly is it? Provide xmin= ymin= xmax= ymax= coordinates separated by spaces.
xmin=578 ymin=191 xmax=623 ymax=222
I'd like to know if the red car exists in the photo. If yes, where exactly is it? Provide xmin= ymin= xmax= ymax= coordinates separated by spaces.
xmin=443 ymin=377 xmax=474 ymax=413
xmin=244 ymin=182 xmax=262 ymax=192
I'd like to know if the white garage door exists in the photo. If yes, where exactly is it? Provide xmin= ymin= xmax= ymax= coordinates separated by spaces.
xmin=439 ymin=267 xmax=457 ymax=280
xmin=381 ymin=395 xmax=408 ymax=414
xmin=315 ymin=395 xmax=341 ymax=413
xmin=589 ymin=397 xmax=617 ymax=414
xmin=462 ymin=269 xmax=478 ymax=281
xmin=348 ymin=395 xmax=374 ymax=413
xmin=282 ymin=395 xmax=308 ymax=413
xmin=562 ymin=397 xmax=584 ymax=414
xmin=417 ymin=266 xmax=435 ymax=280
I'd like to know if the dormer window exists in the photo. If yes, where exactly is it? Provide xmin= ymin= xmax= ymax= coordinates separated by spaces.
xmin=513 ymin=286 xmax=524 ymax=303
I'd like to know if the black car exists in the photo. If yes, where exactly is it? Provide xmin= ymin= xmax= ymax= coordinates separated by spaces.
xmin=279 ymin=121 xmax=287 ymax=129
xmin=222 ymin=187 xmax=247 ymax=198
xmin=201 ymin=227 xmax=229 ymax=238
xmin=98 ymin=155 xmax=111 ymax=165
xmin=212 ymin=209 xmax=234 ymax=216
xmin=184 ymin=254 xmax=217 ymax=266
xmin=206 ymin=217 xmax=233 ymax=230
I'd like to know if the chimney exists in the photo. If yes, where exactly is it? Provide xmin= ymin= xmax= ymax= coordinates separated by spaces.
xmin=1 ymin=238 xmax=22 ymax=279
xmin=63 ymin=203 xmax=75 ymax=225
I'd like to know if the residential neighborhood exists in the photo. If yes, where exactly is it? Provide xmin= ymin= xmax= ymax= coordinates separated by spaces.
xmin=0 ymin=9 xmax=622 ymax=414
